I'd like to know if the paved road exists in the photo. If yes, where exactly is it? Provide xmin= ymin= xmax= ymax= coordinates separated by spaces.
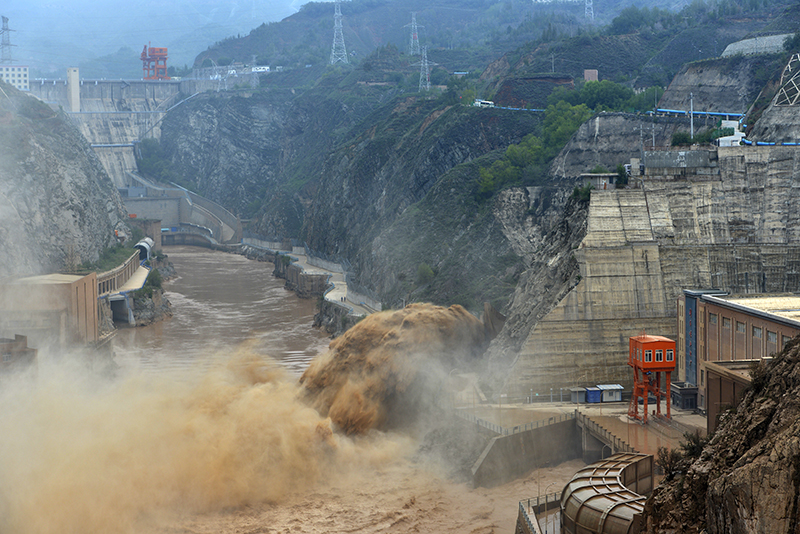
xmin=284 ymin=252 xmax=374 ymax=317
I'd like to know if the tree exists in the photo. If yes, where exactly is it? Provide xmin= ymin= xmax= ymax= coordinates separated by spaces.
xmin=655 ymin=446 xmax=683 ymax=480
xmin=416 ymin=263 xmax=435 ymax=285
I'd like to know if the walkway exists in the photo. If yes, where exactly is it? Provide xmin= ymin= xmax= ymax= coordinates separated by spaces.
xmin=112 ymin=265 xmax=150 ymax=295
xmin=241 ymin=239 xmax=375 ymax=317
xmin=456 ymin=398 xmax=706 ymax=456
xmin=285 ymin=252 xmax=373 ymax=316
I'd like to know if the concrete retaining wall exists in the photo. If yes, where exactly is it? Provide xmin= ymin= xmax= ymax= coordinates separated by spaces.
xmin=281 ymin=262 xmax=330 ymax=299
xmin=472 ymin=418 xmax=581 ymax=488
xmin=307 ymin=255 xmax=345 ymax=273
xmin=125 ymin=197 xmax=183 ymax=227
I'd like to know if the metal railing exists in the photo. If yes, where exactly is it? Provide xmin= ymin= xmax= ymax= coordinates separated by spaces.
xmin=519 ymin=493 xmax=562 ymax=534
xmin=576 ymin=411 xmax=637 ymax=453
xmin=97 ymin=251 xmax=140 ymax=295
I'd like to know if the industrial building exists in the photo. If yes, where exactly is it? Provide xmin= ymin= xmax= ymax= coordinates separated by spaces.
xmin=0 ymin=272 xmax=99 ymax=352
xmin=0 ymin=65 xmax=29 ymax=91
xmin=677 ymin=290 xmax=800 ymax=432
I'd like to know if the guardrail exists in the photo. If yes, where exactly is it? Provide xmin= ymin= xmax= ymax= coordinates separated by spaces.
xmin=455 ymin=410 xmax=575 ymax=436
xmin=518 ymin=493 xmax=561 ymax=534
xmin=97 ymin=251 xmax=140 ymax=295
xmin=576 ymin=411 xmax=637 ymax=453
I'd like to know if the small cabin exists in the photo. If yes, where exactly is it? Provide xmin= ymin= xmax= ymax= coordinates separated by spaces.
xmin=597 ymin=384 xmax=624 ymax=402
xmin=629 ymin=334 xmax=676 ymax=371
xmin=585 ymin=386 xmax=602 ymax=404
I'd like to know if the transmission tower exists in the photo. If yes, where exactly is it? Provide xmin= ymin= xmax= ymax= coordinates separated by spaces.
xmin=415 ymin=46 xmax=437 ymax=92
xmin=585 ymin=0 xmax=594 ymax=21
xmin=330 ymin=0 xmax=349 ymax=65
xmin=1 ymin=16 xmax=16 ymax=64
xmin=404 ymin=13 xmax=423 ymax=56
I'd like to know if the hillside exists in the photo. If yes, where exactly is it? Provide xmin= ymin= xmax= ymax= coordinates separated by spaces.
xmin=0 ymin=81 xmax=128 ymax=277
xmin=644 ymin=340 xmax=800 ymax=533
xmin=194 ymin=0 xmax=706 ymax=74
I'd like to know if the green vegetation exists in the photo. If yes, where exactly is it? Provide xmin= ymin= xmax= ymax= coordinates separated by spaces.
xmin=548 ymin=80 xmax=663 ymax=113
xmin=79 ymin=227 xmax=144 ymax=273
xmin=671 ymin=126 xmax=736 ymax=146
xmin=571 ymin=183 xmax=593 ymax=202
xmin=416 ymin=262 xmax=435 ymax=285
xmin=79 ymin=244 xmax=137 ymax=273
xmin=132 ymin=267 xmax=163 ymax=299
xmin=136 ymin=138 xmax=192 ymax=190
xmin=474 ymin=100 xmax=591 ymax=202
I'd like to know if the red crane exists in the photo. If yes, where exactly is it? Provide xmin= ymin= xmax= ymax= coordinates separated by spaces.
xmin=141 ymin=43 xmax=170 ymax=80
xmin=628 ymin=333 xmax=675 ymax=423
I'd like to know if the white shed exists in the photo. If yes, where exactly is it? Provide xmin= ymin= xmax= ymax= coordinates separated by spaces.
xmin=597 ymin=384 xmax=624 ymax=402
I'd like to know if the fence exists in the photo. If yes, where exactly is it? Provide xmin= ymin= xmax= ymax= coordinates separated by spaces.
xmin=455 ymin=410 xmax=576 ymax=437
xmin=576 ymin=411 xmax=637 ymax=454
xmin=97 ymin=251 xmax=141 ymax=295
xmin=517 ymin=493 xmax=562 ymax=534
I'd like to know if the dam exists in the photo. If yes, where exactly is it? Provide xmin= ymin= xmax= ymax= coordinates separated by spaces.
xmin=29 ymin=72 xmax=242 ymax=244
xmin=504 ymin=144 xmax=800 ymax=400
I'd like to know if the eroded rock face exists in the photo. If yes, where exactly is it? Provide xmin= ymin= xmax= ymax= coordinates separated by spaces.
xmin=0 ymin=84 xmax=128 ymax=277
xmin=644 ymin=340 xmax=800 ymax=534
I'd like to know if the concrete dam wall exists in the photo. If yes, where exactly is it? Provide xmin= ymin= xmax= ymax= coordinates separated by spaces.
xmin=505 ymin=145 xmax=800 ymax=398
xmin=29 ymin=79 xmax=182 ymax=189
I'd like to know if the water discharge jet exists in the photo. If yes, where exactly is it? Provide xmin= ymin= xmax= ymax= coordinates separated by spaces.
xmin=300 ymin=303 xmax=488 ymax=434
xmin=0 ymin=302 xmax=491 ymax=533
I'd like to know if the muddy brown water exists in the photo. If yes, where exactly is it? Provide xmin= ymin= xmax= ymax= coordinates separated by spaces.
xmin=93 ymin=246 xmax=581 ymax=533
xmin=112 ymin=246 xmax=331 ymax=376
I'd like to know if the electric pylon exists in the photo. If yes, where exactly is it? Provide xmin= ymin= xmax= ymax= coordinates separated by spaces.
xmin=1 ymin=16 xmax=15 ymax=64
xmin=585 ymin=0 xmax=594 ymax=21
xmin=404 ymin=13 xmax=423 ymax=56
xmin=330 ymin=0 xmax=349 ymax=65
xmin=415 ymin=46 xmax=437 ymax=92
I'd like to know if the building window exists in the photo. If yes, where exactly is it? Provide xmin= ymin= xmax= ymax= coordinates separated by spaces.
xmin=753 ymin=326 xmax=762 ymax=339
xmin=645 ymin=350 xmax=652 ymax=362
xmin=736 ymin=321 xmax=746 ymax=334
xmin=723 ymin=317 xmax=731 ymax=328
xmin=768 ymin=331 xmax=777 ymax=344
xmin=784 ymin=335 xmax=793 ymax=348
xmin=656 ymin=349 xmax=663 ymax=362
xmin=709 ymin=313 xmax=717 ymax=325
xmin=666 ymin=349 xmax=674 ymax=361
xmin=701 ymin=369 xmax=704 ymax=385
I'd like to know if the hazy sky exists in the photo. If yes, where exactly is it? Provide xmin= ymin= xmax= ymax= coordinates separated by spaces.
xmin=3 ymin=1 xmax=307 ymax=75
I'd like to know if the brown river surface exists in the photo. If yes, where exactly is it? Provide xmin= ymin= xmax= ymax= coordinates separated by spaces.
xmin=112 ymin=246 xmax=331 ymax=376
xmin=0 ymin=246 xmax=580 ymax=534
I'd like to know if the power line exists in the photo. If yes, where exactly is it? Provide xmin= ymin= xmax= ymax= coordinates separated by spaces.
xmin=413 ymin=46 xmax=437 ymax=92
xmin=330 ymin=0 xmax=348 ymax=65
xmin=404 ymin=12 xmax=423 ymax=56
xmin=1 ymin=16 xmax=16 ymax=63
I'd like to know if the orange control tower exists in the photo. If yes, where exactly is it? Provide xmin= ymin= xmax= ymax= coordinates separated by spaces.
xmin=628 ymin=333 xmax=675 ymax=423
xmin=141 ymin=44 xmax=170 ymax=80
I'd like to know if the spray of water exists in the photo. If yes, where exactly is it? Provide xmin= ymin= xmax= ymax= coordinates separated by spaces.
xmin=0 ymin=303 xmax=485 ymax=533
xmin=300 ymin=303 xmax=486 ymax=434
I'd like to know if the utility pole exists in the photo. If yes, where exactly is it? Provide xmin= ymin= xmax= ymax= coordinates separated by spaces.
xmin=415 ymin=46 xmax=437 ymax=92
xmin=330 ymin=0 xmax=348 ymax=65
xmin=690 ymin=92 xmax=694 ymax=139
xmin=1 ymin=16 xmax=15 ymax=64
xmin=404 ymin=12 xmax=423 ymax=56
xmin=585 ymin=0 xmax=594 ymax=21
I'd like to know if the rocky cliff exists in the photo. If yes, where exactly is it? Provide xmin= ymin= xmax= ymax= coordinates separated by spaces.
xmin=303 ymin=98 xmax=542 ymax=311
xmin=158 ymin=79 xmax=401 ymax=237
xmin=657 ymin=54 xmax=785 ymax=114
xmin=644 ymin=340 xmax=800 ymax=534
xmin=488 ymin=142 xmax=800 ymax=398
xmin=0 ymin=82 xmax=128 ymax=277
